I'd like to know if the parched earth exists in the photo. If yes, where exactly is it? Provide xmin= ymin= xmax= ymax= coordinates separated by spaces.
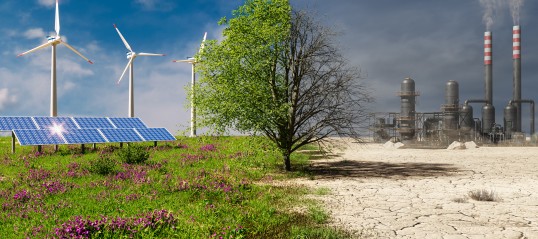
xmin=292 ymin=141 xmax=538 ymax=239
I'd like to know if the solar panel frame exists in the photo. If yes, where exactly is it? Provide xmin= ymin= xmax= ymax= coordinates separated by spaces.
xmin=0 ymin=117 xmax=38 ymax=131
xmin=135 ymin=128 xmax=176 ymax=141
xmin=63 ymin=129 xmax=108 ymax=144
xmin=74 ymin=117 xmax=115 ymax=129
xmin=108 ymin=117 xmax=147 ymax=129
xmin=33 ymin=117 xmax=78 ymax=130
xmin=99 ymin=128 xmax=144 ymax=143
xmin=13 ymin=129 xmax=66 ymax=146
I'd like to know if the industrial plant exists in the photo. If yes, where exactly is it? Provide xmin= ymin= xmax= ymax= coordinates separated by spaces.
xmin=369 ymin=25 xmax=535 ymax=146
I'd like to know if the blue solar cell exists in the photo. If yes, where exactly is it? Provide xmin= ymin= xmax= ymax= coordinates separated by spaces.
xmin=0 ymin=117 xmax=37 ymax=130
xmin=135 ymin=128 xmax=176 ymax=141
xmin=99 ymin=128 xmax=144 ymax=142
xmin=109 ymin=118 xmax=147 ymax=129
xmin=74 ymin=117 xmax=115 ymax=129
xmin=63 ymin=129 xmax=108 ymax=144
xmin=14 ymin=129 xmax=66 ymax=146
xmin=33 ymin=117 xmax=78 ymax=130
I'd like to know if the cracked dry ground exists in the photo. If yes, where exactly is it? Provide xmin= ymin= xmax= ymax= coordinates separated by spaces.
xmin=293 ymin=143 xmax=538 ymax=239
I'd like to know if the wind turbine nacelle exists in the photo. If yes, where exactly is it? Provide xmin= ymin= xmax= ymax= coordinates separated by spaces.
xmin=47 ymin=36 xmax=58 ymax=42
xmin=126 ymin=52 xmax=135 ymax=59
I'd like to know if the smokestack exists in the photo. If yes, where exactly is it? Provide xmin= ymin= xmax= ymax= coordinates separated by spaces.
xmin=484 ymin=31 xmax=492 ymax=105
xmin=513 ymin=25 xmax=522 ymax=132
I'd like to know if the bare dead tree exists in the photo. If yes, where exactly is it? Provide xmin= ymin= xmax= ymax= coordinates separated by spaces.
xmin=268 ymin=10 xmax=372 ymax=170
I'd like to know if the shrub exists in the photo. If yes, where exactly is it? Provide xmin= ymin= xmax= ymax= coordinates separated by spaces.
xmin=89 ymin=156 xmax=117 ymax=175
xmin=468 ymin=189 xmax=499 ymax=202
xmin=116 ymin=145 xmax=150 ymax=164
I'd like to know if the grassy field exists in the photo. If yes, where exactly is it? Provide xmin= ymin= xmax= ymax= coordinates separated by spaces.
xmin=0 ymin=136 xmax=349 ymax=238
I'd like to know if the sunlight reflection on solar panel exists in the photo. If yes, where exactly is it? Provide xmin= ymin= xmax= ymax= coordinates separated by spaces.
xmin=34 ymin=117 xmax=78 ymax=129
xmin=13 ymin=129 xmax=66 ymax=146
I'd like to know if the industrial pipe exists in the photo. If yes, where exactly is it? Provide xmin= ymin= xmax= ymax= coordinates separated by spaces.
xmin=464 ymin=99 xmax=488 ymax=105
xmin=509 ymin=99 xmax=534 ymax=135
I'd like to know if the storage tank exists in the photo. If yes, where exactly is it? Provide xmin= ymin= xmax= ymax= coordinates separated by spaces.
xmin=443 ymin=80 xmax=459 ymax=130
xmin=504 ymin=104 xmax=517 ymax=138
xmin=399 ymin=77 xmax=417 ymax=140
xmin=445 ymin=80 xmax=459 ymax=105
xmin=482 ymin=104 xmax=495 ymax=134
xmin=460 ymin=104 xmax=473 ymax=131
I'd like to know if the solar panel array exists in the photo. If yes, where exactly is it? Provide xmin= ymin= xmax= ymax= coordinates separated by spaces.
xmin=0 ymin=117 xmax=38 ymax=131
xmin=3 ymin=116 xmax=175 ymax=146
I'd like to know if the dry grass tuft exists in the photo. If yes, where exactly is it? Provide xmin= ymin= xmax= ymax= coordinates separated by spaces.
xmin=468 ymin=189 xmax=499 ymax=202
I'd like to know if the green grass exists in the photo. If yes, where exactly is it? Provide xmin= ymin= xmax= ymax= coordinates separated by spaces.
xmin=0 ymin=136 xmax=350 ymax=238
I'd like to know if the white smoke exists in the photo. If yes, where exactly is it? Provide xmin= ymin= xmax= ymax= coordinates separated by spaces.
xmin=478 ymin=0 xmax=504 ymax=30
xmin=509 ymin=0 xmax=524 ymax=25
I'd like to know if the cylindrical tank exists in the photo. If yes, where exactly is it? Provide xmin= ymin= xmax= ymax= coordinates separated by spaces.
xmin=482 ymin=104 xmax=495 ymax=134
xmin=443 ymin=80 xmax=459 ymax=130
xmin=445 ymin=80 xmax=459 ymax=105
xmin=399 ymin=77 xmax=416 ymax=140
xmin=460 ymin=104 xmax=473 ymax=131
xmin=504 ymin=104 xmax=517 ymax=138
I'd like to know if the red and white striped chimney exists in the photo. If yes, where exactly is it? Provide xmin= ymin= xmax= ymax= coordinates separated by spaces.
xmin=513 ymin=26 xmax=521 ymax=59
xmin=484 ymin=31 xmax=492 ymax=105
xmin=513 ymin=25 xmax=522 ymax=131
xmin=484 ymin=32 xmax=492 ymax=65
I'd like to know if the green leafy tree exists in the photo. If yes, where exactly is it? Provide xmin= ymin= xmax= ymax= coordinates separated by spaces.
xmin=195 ymin=0 xmax=371 ymax=171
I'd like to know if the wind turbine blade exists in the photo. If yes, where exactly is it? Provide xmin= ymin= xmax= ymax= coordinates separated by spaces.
xmin=117 ymin=57 xmax=134 ymax=84
xmin=17 ymin=41 xmax=54 ymax=57
xmin=138 ymin=53 xmax=165 ymax=57
xmin=60 ymin=41 xmax=94 ymax=64
xmin=55 ymin=0 xmax=60 ymax=36
xmin=173 ymin=59 xmax=195 ymax=63
xmin=199 ymin=32 xmax=207 ymax=53
xmin=113 ymin=24 xmax=133 ymax=52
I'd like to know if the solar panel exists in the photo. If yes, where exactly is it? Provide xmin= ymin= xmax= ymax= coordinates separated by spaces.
xmin=74 ymin=117 xmax=115 ymax=129
xmin=33 ymin=117 xmax=78 ymax=130
xmin=135 ymin=128 xmax=176 ymax=141
xmin=13 ymin=129 xmax=66 ymax=146
xmin=109 ymin=118 xmax=147 ymax=129
xmin=0 ymin=117 xmax=38 ymax=131
xmin=63 ymin=129 xmax=108 ymax=144
xmin=99 ymin=128 xmax=144 ymax=142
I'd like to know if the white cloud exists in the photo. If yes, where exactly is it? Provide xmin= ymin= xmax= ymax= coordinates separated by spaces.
xmin=135 ymin=0 xmax=175 ymax=11
xmin=23 ymin=28 xmax=46 ymax=39
xmin=0 ymin=88 xmax=17 ymax=110
xmin=37 ymin=0 xmax=55 ymax=7
xmin=58 ymin=58 xmax=94 ymax=76
xmin=136 ymin=0 xmax=158 ymax=9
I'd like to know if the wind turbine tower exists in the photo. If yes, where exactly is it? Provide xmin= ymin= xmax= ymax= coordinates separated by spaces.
xmin=113 ymin=24 xmax=165 ymax=118
xmin=18 ymin=0 xmax=93 ymax=117
xmin=173 ymin=32 xmax=207 ymax=137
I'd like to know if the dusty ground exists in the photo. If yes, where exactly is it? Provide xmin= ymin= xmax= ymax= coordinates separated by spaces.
xmin=292 ymin=140 xmax=538 ymax=239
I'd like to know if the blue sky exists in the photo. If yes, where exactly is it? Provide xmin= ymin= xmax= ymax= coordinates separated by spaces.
xmin=1 ymin=0 xmax=537 ymax=135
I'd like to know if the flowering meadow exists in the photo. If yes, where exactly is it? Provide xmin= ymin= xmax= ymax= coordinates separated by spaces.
xmin=0 ymin=136 xmax=347 ymax=238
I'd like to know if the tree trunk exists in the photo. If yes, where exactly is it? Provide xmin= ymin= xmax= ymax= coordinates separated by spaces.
xmin=283 ymin=152 xmax=291 ymax=171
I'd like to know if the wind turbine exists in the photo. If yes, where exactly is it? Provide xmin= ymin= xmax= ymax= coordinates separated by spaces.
xmin=173 ymin=32 xmax=207 ymax=137
xmin=114 ymin=24 xmax=165 ymax=118
xmin=18 ymin=0 xmax=93 ymax=117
